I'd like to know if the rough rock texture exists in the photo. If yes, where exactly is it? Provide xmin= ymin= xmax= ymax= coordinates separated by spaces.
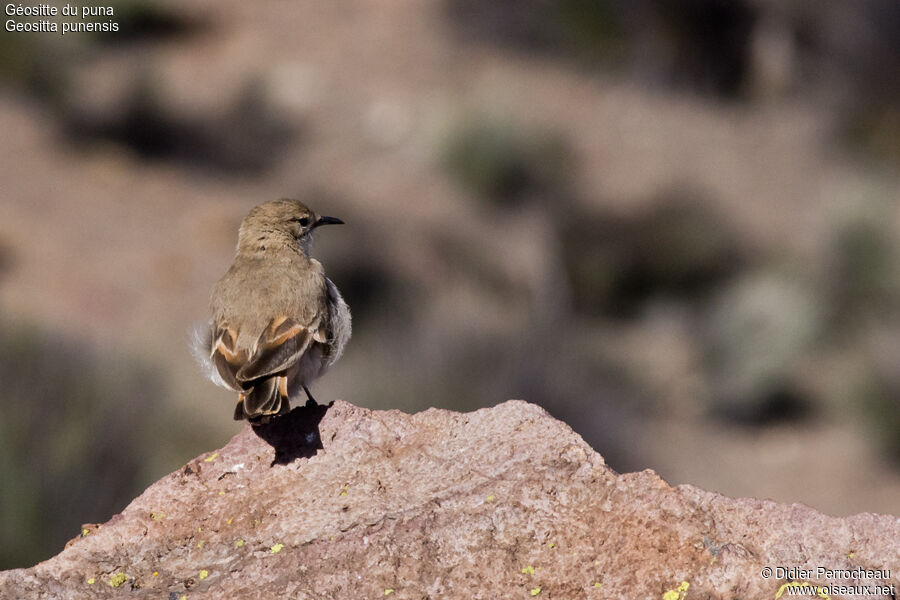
xmin=1 ymin=400 xmax=897 ymax=599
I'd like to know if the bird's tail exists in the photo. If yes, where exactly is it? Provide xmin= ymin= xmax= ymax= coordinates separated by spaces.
xmin=234 ymin=375 xmax=289 ymax=422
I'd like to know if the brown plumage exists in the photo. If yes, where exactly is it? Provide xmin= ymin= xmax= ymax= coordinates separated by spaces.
xmin=197 ymin=199 xmax=351 ymax=422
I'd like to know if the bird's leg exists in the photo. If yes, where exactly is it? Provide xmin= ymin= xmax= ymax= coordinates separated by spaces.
xmin=303 ymin=385 xmax=317 ymax=407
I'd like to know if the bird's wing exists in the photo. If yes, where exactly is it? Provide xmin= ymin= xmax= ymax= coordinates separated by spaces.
xmin=210 ymin=324 xmax=247 ymax=390
xmin=235 ymin=315 xmax=325 ymax=383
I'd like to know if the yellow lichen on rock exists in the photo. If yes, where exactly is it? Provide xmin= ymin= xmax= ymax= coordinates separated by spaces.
xmin=775 ymin=582 xmax=830 ymax=600
xmin=663 ymin=581 xmax=689 ymax=600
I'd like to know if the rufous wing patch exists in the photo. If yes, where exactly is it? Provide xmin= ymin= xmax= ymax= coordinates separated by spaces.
xmin=236 ymin=316 xmax=313 ymax=383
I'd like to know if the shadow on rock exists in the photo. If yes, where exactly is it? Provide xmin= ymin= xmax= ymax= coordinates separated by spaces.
xmin=251 ymin=402 xmax=329 ymax=466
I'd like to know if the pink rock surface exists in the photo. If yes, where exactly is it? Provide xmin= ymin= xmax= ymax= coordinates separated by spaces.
xmin=1 ymin=400 xmax=897 ymax=599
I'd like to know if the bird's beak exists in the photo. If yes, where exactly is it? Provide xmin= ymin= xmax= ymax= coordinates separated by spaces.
xmin=314 ymin=216 xmax=344 ymax=227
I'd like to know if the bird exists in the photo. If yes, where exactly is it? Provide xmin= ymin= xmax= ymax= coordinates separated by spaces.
xmin=195 ymin=198 xmax=351 ymax=423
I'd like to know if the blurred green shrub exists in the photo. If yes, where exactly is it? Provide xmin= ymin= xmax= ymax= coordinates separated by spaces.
xmin=0 ymin=0 xmax=201 ymax=100
xmin=443 ymin=0 xmax=627 ymax=66
xmin=0 ymin=31 xmax=70 ymax=104
xmin=0 ymin=1 xmax=278 ymax=175
xmin=859 ymin=374 xmax=900 ymax=464
xmin=444 ymin=0 xmax=757 ymax=97
xmin=704 ymin=271 xmax=821 ymax=424
xmin=446 ymin=0 xmax=899 ymax=106
xmin=63 ymin=75 xmax=297 ymax=175
xmin=441 ymin=114 xmax=572 ymax=208
xmin=559 ymin=194 xmax=744 ymax=319
xmin=827 ymin=211 xmax=899 ymax=330
xmin=0 ymin=322 xmax=165 ymax=569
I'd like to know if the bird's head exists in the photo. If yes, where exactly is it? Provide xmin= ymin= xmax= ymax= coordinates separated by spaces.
xmin=238 ymin=198 xmax=344 ymax=256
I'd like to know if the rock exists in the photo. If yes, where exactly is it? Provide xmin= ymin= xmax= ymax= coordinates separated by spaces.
xmin=1 ymin=400 xmax=897 ymax=599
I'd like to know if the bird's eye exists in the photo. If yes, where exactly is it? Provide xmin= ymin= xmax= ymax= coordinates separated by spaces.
xmin=293 ymin=217 xmax=310 ymax=227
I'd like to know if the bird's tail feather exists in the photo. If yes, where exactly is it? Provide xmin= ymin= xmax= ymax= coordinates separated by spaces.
xmin=234 ymin=376 xmax=289 ymax=421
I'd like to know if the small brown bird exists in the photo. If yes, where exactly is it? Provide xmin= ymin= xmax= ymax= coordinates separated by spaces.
xmin=196 ymin=199 xmax=351 ymax=422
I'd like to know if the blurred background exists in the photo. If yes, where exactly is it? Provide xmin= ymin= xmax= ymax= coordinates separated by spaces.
xmin=1 ymin=0 xmax=899 ymax=570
